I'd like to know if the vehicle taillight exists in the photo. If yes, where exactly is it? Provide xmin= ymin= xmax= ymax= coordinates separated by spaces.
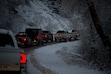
xmin=20 ymin=53 xmax=27 ymax=64
xmin=22 ymin=38 xmax=26 ymax=41
xmin=19 ymin=33 xmax=23 ymax=36
xmin=37 ymin=35 xmax=40 ymax=39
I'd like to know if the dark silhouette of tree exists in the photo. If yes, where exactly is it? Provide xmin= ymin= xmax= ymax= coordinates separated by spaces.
xmin=86 ymin=0 xmax=111 ymax=62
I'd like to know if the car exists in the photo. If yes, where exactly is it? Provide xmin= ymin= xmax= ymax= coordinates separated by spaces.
xmin=0 ymin=29 xmax=27 ymax=74
xmin=25 ymin=28 xmax=44 ymax=46
xmin=71 ymin=30 xmax=80 ymax=40
xmin=15 ymin=32 xmax=32 ymax=48
xmin=42 ymin=30 xmax=53 ymax=43
xmin=54 ymin=30 xmax=68 ymax=42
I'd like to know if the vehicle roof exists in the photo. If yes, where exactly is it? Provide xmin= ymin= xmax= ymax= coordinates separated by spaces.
xmin=16 ymin=32 xmax=27 ymax=36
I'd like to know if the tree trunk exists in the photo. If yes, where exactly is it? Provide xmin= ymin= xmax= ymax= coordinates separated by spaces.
xmin=86 ymin=0 xmax=111 ymax=60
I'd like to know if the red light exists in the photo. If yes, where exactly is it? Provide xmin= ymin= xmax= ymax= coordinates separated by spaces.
xmin=20 ymin=53 xmax=27 ymax=64
xmin=37 ymin=36 xmax=40 ymax=39
xmin=22 ymin=38 xmax=26 ymax=41
xmin=19 ymin=33 xmax=23 ymax=36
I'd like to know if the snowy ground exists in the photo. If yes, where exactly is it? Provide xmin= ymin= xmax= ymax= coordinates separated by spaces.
xmin=27 ymin=40 xmax=107 ymax=74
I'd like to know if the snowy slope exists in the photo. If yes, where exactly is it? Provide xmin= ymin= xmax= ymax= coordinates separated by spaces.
xmin=15 ymin=0 xmax=72 ymax=33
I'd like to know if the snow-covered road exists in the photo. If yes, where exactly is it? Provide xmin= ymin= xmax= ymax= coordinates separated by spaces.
xmin=27 ymin=41 xmax=106 ymax=74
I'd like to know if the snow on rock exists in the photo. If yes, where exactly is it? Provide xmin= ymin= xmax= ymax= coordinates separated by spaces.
xmin=16 ymin=0 xmax=72 ymax=33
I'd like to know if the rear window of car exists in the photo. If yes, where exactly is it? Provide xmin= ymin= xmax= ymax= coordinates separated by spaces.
xmin=0 ymin=34 xmax=14 ymax=47
xmin=57 ymin=31 xmax=65 ymax=33
xmin=43 ymin=31 xmax=48 ymax=33
xmin=26 ymin=29 xmax=42 ymax=34
xmin=16 ymin=34 xmax=27 ymax=37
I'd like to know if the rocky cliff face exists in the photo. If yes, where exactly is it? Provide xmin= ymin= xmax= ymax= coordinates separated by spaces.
xmin=1 ymin=0 xmax=110 ymax=35
xmin=0 ymin=0 xmax=30 ymax=30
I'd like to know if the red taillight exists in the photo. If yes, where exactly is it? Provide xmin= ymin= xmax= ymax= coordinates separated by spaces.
xmin=37 ymin=35 xmax=40 ymax=39
xmin=20 ymin=53 xmax=27 ymax=64
xmin=19 ymin=33 xmax=23 ymax=36
xmin=22 ymin=38 xmax=26 ymax=41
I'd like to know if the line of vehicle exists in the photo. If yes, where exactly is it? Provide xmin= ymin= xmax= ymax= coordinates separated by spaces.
xmin=23 ymin=40 xmax=78 ymax=54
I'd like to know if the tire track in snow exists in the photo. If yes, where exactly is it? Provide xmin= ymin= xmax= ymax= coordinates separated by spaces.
xmin=30 ymin=51 xmax=58 ymax=74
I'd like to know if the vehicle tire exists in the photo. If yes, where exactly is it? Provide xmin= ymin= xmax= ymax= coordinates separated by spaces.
xmin=38 ymin=39 xmax=44 ymax=46
xmin=51 ymin=39 xmax=53 ymax=42
xmin=17 ymin=71 xmax=21 ymax=74
xmin=41 ymin=40 xmax=44 ymax=46
xmin=55 ymin=38 xmax=57 ymax=42
xmin=46 ymin=39 xmax=48 ymax=43
xmin=25 ymin=44 xmax=29 ymax=48
xmin=24 ymin=69 xmax=27 ymax=74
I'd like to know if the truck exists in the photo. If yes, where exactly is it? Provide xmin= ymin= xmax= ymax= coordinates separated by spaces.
xmin=25 ymin=28 xmax=44 ymax=46
xmin=15 ymin=32 xmax=32 ymax=48
xmin=68 ymin=30 xmax=80 ymax=41
xmin=42 ymin=30 xmax=53 ymax=43
xmin=54 ymin=30 xmax=69 ymax=42
xmin=0 ymin=29 xmax=27 ymax=74
xmin=54 ymin=30 xmax=80 ymax=42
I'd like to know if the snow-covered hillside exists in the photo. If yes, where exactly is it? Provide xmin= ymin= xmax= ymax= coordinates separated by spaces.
xmin=0 ymin=0 xmax=73 ymax=34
